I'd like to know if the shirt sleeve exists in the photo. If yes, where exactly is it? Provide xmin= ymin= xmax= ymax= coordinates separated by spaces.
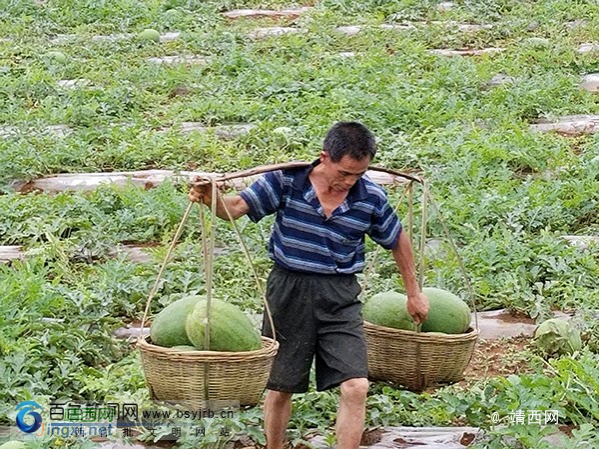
xmin=367 ymin=195 xmax=403 ymax=250
xmin=239 ymin=171 xmax=284 ymax=222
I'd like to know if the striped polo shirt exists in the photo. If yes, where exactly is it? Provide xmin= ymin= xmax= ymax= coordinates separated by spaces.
xmin=239 ymin=161 xmax=402 ymax=274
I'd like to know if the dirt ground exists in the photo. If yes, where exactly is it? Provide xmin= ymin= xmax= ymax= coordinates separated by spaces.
xmin=460 ymin=334 xmax=535 ymax=384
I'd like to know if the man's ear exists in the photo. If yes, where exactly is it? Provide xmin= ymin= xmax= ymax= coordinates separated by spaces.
xmin=319 ymin=151 xmax=329 ymax=163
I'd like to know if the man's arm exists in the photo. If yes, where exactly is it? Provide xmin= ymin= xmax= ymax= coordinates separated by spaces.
xmin=188 ymin=184 xmax=250 ymax=221
xmin=391 ymin=230 xmax=429 ymax=324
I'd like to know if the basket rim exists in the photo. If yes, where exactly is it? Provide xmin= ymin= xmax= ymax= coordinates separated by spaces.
xmin=138 ymin=335 xmax=279 ymax=358
xmin=364 ymin=321 xmax=480 ymax=341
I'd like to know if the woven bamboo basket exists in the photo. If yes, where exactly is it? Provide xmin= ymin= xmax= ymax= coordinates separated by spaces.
xmin=138 ymin=336 xmax=279 ymax=407
xmin=364 ymin=322 xmax=479 ymax=391
xmin=360 ymin=172 xmax=480 ymax=392
xmin=137 ymin=172 xmax=287 ymax=408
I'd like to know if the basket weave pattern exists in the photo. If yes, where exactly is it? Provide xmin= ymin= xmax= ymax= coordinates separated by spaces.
xmin=364 ymin=322 xmax=479 ymax=391
xmin=138 ymin=336 xmax=279 ymax=406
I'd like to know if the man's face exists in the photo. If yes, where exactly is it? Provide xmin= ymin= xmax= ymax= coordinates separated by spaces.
xmin=320 ymin=152 xmax=371 ymax=192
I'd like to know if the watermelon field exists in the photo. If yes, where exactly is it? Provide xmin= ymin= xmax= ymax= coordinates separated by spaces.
xmin=1 ymin=0 xmax=598 ymax=448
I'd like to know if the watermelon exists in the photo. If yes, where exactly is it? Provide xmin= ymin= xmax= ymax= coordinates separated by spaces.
xmin=523 ymin=37 xmax=550 ymax=48
xmin=138 ymin=29 xmax=160 ymax=42
xmin=170 ymin=345 xmax=199 ymax=352
xmin=150 ymin=296 xmax=202 ymax=347
xmin=363 ymin=291 xmax=417 ymax=331
xmin=421 ymin=287 xmax=471 ymax=334
xmin=186 ymin=299 xmax=261 ymax=352
xmin=45 ymin=51 xmax=67 ymax=64
xmin=272 ymin=127 xmax=293 ymax=145
xmin=0 ymin=442 xmax=26 ymax=449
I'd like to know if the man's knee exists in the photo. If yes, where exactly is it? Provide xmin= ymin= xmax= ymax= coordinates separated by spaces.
xmin=265 ymin=390 xmax=293 ymax=406
xmin=339 ymin=378 xmax=369 ymax=402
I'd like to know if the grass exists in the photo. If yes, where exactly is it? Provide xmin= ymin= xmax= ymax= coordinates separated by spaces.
xmin=0 ymin=0 xmax=598 ymax=447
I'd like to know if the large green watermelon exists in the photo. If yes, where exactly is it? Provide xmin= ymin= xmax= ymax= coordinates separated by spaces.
xmin=421 ymin=287 xmax=471 ymax=334
xmin=363 ymin=291 xmax=417 ymax=331
xmin=186 ymin=299 xmax=261 ymax=352
xmin=170 ymin=345 xmax=199 ymax=352
xmin=0 ymin=442 xmax=26 ymax=449
xmin=150 ymin=296 xmax=202 ymax=347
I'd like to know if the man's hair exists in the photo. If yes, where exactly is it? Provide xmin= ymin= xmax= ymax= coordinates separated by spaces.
xmin=322 ymin=121 xmax=377 ymax=162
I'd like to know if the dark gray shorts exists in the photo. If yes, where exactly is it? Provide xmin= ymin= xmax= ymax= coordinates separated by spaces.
xmin=262 ymin=265 xmax=368 ymax=393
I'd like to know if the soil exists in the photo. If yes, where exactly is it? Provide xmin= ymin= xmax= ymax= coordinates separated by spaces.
xmin=360 ymin=428 xmax=385 ymax=445
xmin=493 ymin=311 xmax=535 ymax=325
xmin=16 ymin=180 xmax=42 ymax=194
xmin=126 ymin=318 xmax=148 ymax=328
xmin=460 ymin=335 xmax=534 ymax=384
xmin=119 ymin=241 xmax=161 ymax=247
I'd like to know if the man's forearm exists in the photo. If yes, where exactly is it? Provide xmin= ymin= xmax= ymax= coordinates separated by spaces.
xmin=391 ymin=230 xmax=421 ymax=297
xmin=209 ymin=194 xmax=250 ymax=221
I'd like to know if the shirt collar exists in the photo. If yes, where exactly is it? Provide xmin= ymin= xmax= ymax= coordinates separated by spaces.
xmin=291 ymin=158 xmax=369 ymax=201
xmin=291 ymin=159 xmax=319 ymax=190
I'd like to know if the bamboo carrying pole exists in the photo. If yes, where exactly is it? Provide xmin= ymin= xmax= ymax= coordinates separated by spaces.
xmin=140 ymin=161 xmax=477 ymax=395
xmin=193 ymin=163 xmax=479 ymax=382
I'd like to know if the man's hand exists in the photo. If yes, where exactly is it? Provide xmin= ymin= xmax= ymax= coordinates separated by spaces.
xmin=188 ymin=177 xmax=220 ymax=206
xmin=407 ymin=292 xmax=429 ymax=325
xmin=188 ymin=177 xmax=250 ymax=221
xmin=188 ymin=182 xmax=210 ymax=205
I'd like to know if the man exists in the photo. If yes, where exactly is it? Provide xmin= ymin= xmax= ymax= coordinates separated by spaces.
xmin=188 ymin=121 xmax=429 ymax=449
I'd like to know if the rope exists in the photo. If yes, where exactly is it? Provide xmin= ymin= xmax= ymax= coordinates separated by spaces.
xmin=408 ymin=182 xmax=414 ymax=244
xmin=360 ymin=175 xmax=479 ymax=330
xmin=360 ymin=182 xmax=413 ymax=299
xmin=426 ymin=189 xmax=479 ymax=329
xmin=202 ymin=179 xmax=220 ymax=401
xmin=358 ymin=176 xmax=477 ymax=391
xmin=139 ymin=175 xmax=278 ymax=403
xmin=418 ymin=181 xmax=428 ymax=290
xmin=414 ymin=180 xmax=429 ymax=391
xmin=218 ymin=193 xmax=277 ymax=340
xmin=196 ymin=176 xmax=278 ymax=399
xmin=139 ymin=201 xmax=195 ymax=336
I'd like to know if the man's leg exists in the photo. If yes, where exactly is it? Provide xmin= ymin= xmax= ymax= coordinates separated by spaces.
xmin=336 ymin=377 xmax=369 ymax=449
xmin=264 ymin=390 xmax=293 ymax=449
xmin=311 ymin=274 xmax=368 ymax=449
